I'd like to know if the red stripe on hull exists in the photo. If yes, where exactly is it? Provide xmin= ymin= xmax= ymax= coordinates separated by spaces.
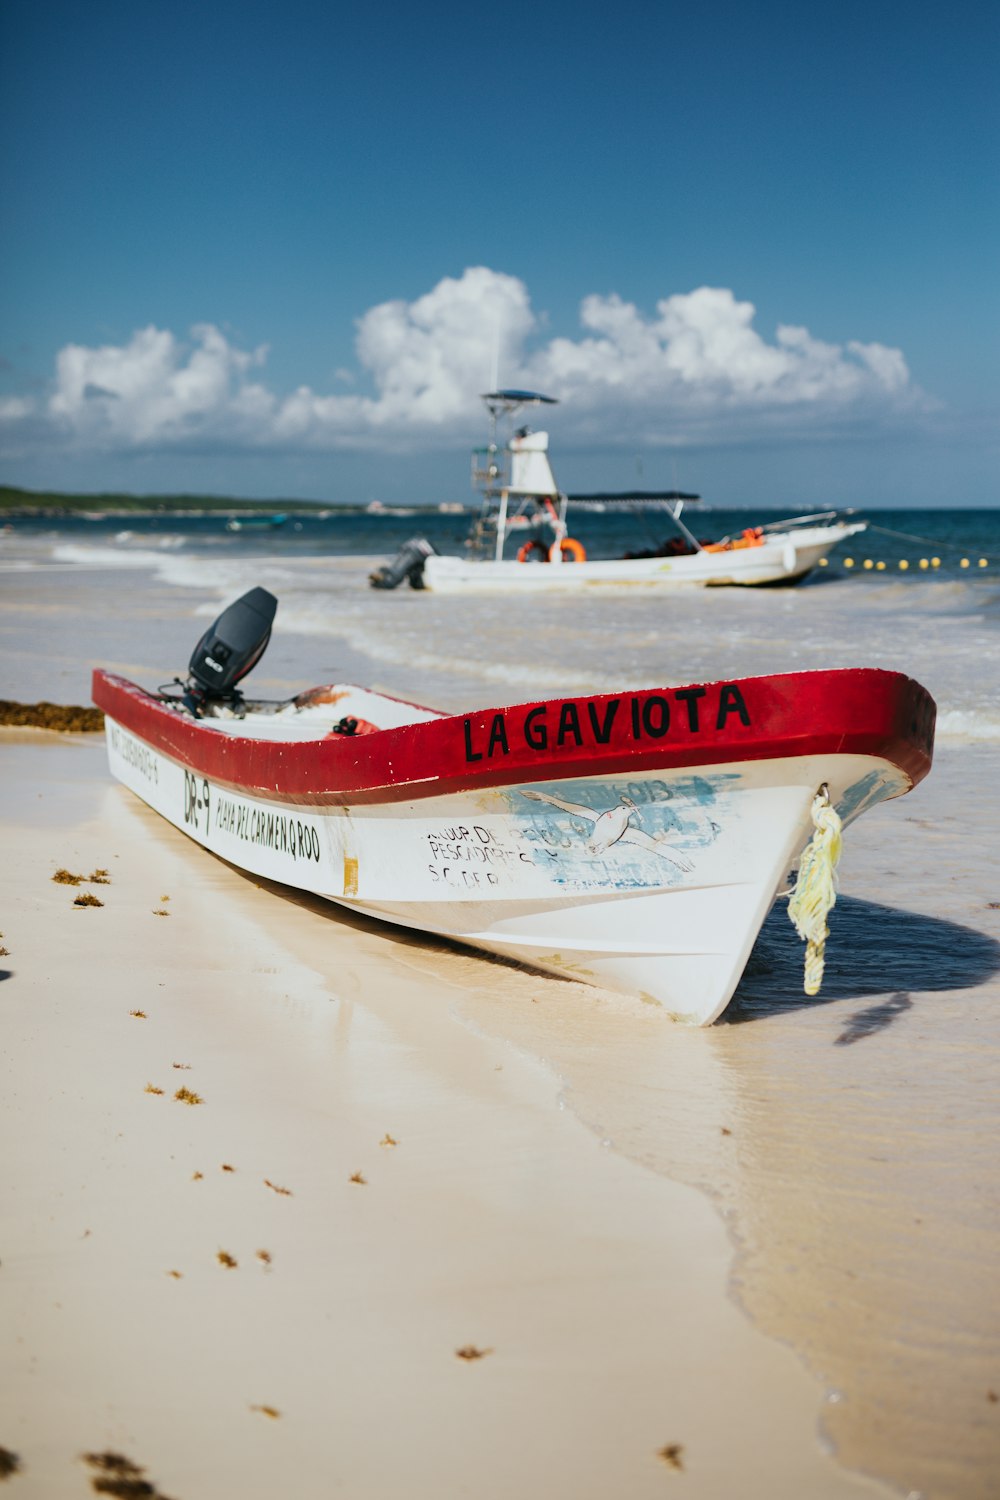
xmin=91 ymin=668 xmax=935 ymax=808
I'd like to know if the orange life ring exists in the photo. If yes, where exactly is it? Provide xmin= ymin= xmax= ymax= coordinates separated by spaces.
xmin=550 ymin=537 xmax=587 ymax=563
xmin=517 ymin=539 xmax=550 ymax=563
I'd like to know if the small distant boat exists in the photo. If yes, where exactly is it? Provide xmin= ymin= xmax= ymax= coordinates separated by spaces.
xmin=226 ymin=512 xmax=289 ymax=532
xmin=365 ymin=500 xmax=422 ymax=517
xmin=93 ymin=589 xmax=934 ymax=1025
xmin=370 ymin=391 xmax=866 ymax=592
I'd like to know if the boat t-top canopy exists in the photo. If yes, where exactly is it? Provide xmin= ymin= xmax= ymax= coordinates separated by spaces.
xmin=568 ymin=490 xmax=701 ymax=507
xmin=480 ymin=389 xmax=559 ymax=419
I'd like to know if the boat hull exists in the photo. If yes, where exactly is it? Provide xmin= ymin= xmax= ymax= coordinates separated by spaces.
xmin=95 ymin=665 xmax=934 ymax=1025
xmin=421 ymin=523 xmax=865 ymax=592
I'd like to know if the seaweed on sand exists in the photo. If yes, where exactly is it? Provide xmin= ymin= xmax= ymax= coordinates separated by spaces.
xmin=1 ymin=701 xmax=104 ymax=732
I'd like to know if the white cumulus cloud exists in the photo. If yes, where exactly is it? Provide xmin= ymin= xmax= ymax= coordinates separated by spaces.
xmin=0 ymin=267 xmax=928 ymax=459
xmin=46 ymin=323 xmax=274 ymax=445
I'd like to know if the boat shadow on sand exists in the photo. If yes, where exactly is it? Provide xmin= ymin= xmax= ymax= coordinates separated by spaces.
xmin=727 ymin=896 xmax=1000 ymax=1034
xmin=242 ymin=865 xmax=999 ymax=1036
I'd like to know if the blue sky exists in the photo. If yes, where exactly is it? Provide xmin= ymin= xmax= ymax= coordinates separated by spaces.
xmin=1 ymin=0 xmax=997 ymax=507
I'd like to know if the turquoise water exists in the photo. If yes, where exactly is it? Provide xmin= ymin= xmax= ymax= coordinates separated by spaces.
xmin=4 ymin=503 xmax=1000 ymax=574
xmin=4 ymin=505 xmax=998 ymax=737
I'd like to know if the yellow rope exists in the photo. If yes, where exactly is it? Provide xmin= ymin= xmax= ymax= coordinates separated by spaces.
xmin=787 ymin=786 xmax=843 ymax=995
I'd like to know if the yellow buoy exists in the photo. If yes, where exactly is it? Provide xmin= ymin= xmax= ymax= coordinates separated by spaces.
xmin=960 ymin=557 xmax=970 ymax=568
xmin=899 ymin=559 xmax=909 ymax=570
xmin=863 ymin=558 xmax=874 ymax=570
xmin=876 ymin=560 xmax=886 ymax=570
xmin=843 ymin=557 xmax=855 ymax=568
xmin=979 ymin=558 xmax=989 ymax=568
xmin=818 ymin=557 xmax=828 ymax=567
xmin=931 ymin=556 xmax=941 ymax=568
xmin=919 ymin=558 xmax=929 ymax=569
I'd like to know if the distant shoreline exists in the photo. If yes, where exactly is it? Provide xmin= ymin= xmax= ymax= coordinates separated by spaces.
xmin=3 ymin=485 xmax=997 ymax=518
xmin=0 ymin=484 xmax=332 ymax=516
xmin=0 ymin=484 xmax=479 ymax=518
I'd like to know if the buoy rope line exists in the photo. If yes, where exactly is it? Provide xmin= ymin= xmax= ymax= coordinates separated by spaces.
xmin=830 ymin=524 xmax=992 ymax=573
xmin=865 ymin=523 xmax=992 ymax=552
xmin=787 ymin=784 xmax=843 ymax=997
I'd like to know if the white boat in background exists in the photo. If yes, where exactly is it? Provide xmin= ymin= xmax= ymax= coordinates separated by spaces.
xmin=370 ymin=390 xmax=866 ymax=593
xmin=93 ymin=589 xmax=934 ymax=1026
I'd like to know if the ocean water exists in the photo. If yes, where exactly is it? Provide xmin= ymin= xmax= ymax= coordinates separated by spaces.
xmin=2 ymin=506 xmax=999 ymax=732
xmin=2 ymin=506 xmax=999 ymax=1497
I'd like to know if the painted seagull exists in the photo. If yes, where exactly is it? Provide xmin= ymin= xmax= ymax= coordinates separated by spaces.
xmin=519 ymin=790 xmax=693 ymax=871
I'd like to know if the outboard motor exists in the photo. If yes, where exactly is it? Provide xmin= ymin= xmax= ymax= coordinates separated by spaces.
xmin=369 ymin=536 xmax=437 ymax=590
xmin=183 ymin=586 xmax=277 ymax=716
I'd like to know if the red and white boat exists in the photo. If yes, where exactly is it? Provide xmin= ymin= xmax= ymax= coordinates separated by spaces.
xmin=92 ymin=589 xmax=935 ymax=1025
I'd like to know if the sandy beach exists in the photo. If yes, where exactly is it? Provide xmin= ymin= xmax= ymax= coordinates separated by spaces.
xmin=2 ymin=539 xmax=999 ymax=1498
xmin=0 ymin=729 xmax=894 ymax=1500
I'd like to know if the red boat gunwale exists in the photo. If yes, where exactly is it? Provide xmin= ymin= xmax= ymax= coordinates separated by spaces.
xmin=92 ymin=667 xmax=935 ymax=809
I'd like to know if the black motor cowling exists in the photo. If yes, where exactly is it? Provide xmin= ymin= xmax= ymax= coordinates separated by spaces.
xmin=369 ymin=536 xmax=437 ymax=590
xmin=184 ymin=586 xmax=277 ymax=714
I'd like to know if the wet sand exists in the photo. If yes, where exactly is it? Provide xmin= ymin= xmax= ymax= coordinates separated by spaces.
xmin=450 ymin=742 xmax=1000 ymax=1498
